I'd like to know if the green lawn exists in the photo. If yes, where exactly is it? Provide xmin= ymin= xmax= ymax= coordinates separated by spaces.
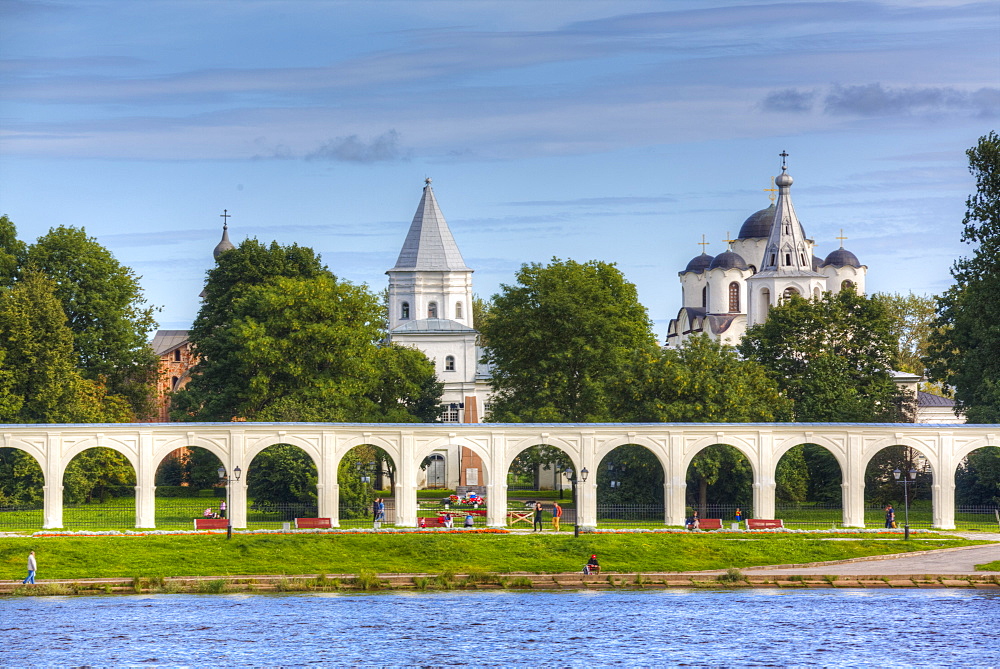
xmin=0 ymin=532 xmax=985 ymax=581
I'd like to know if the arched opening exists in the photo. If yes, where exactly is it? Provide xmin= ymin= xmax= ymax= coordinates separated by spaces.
xmin=782 ymin=287 xmax=799 ymax=301
xmin=760 ymin=288 xmax=771 ymax=320
xmin=421 ymin=452 xmax=447 ymax=489
xmin=338 ymin=444 xmax=396 ymax=528
xmin=246 ymin=443 xmax=319 ymax=528
xmin=955 ymin=446 xmax=1000 ymax=529
xmin=62 ymin=447 xmax=136 ymax=529
xmin=427 ymin=302 xmax=438 ymax=318
xmin=455 ymin=302 xmax=463 ymax=319
xmin=864 ymin=445 xmax=933 ymax=529
xmin=685 ymin=444 xmax=753 ymax=523
xmin=444 ymin=355 xmax=456 ymax=372
xmin=154 ymin=446 xmax=225 ymax=528
xmin=701 ymin=285 xmax=708 ymax=308
xmin=774 ymin=444 xmax=844 ymax=528
xmin=507 ymin=445 xmax=575 ymax=529
xmin=728 ymin=282 xmax=740 ymax=313
xmin=173 ymin=349 xmax=181 ymax=362
xmin=841 ymin=280 xmax=855 ymax=291
xmin=596 ymin=444 xmax=664 ymax=527
xmin=0 ymin=447 xmax=45 ymax=530
xmin=401 ymin=301 xmax=410 ymax=320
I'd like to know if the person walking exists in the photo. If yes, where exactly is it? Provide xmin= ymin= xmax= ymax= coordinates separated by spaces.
xmin=552 ymin=502 xmax=563 ymax=532
xmin=533 ymin=501 xmax=544 ymax=532
xmin=219 ymin=500 xmax=226 ymax=519
xmin=373 ymin=497 xmax=385 ymax=529
xmin=734 ymin=507 xmax=743 ymax=523
xmin=22 ymin=551 xmax=36 ymax=585
xmin=885 ymin=504 xmax=896 ymax=529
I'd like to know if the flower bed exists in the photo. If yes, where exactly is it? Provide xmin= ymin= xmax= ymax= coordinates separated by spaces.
xmin=30 ymin=527 xmax=510 ymax=538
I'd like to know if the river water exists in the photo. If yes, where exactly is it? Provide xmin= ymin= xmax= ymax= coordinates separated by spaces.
xmin=1 ymin=589 xmax=997 ymax=666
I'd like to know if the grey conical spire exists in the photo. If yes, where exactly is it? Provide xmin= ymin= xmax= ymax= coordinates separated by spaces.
xmin=756 ymin=155 xmax=821 ymax=277
xmin=390 ymin=178 xmax=470 ymax=271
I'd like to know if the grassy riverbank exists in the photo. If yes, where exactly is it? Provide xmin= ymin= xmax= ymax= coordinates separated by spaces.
xmin=0 ymin=532 xmax=984 ymax=581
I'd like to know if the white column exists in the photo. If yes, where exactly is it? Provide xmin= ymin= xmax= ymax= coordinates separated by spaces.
xmin=229 ymin=430 xmax=247 ymax=529
xmin=577 ymin=432 xmax=597 ymax=527
xmin=42 ymin=432 xmax=63 ymax=529
xmin=318 ymin=431 xmax=339 ymax=526
xmin=933 ymin=434 xmax=955 ymax=529
xmin=395 ymin=431 xmax=417 ymax=527
xmin=665 ymin=434 xmax=687 ymax=526
xmin=843 ymin=434 xmax=866 ymax=527
xmin=135 ymin=430 xmax=156 ymax=528
xmin=755 ymin=431 xmax=775 ymax=519
xmin=487 ymin=432 xmax=507 ymax=528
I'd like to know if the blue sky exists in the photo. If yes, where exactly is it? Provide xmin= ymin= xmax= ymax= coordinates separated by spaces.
xmin=1 ymin=1 xmax=997 ymax=334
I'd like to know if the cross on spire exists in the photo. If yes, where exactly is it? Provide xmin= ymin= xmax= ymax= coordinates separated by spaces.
xmin=698 ymin=234 xmax=710 ymax=253
xmin=220 ymin=209 xmax=231 ymax=230
xmin=763 ymin=176 xmax=778 ymax=202
xmin=836 ymin=228 xmax=848 ymax=248
xmin=723 ymin=231 xmax=736 ymax=249
xmin=779 ymin=150 xmax=789 ymax=171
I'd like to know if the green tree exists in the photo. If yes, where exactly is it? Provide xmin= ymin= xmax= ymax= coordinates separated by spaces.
xmin=63 ymin=447 xmax=136 ymax=504
xmin=775 ymin=446 xmax=809 ymax=503
xmin=597 ymin=445 xmax=664 ymax=505
xmin=0 ymin=270 xmax=128 ymax=423
xmin=0 ymin=215 xmax=26 ymax=288
xmin=686 ymin=444 xmax=752 ymax=515
xmin=481 ymin=258 xmax=658 ymax=422
xmin=247 ymin=445 xmax=318 ymax=507
xmin=739 ymin=289 xmax=909 ymax=423
xmin=613 ymin=335 xmax=793 ymax=422
xmin=27 ymin=226 xmax=158 ymax=418
xmin=955 ymin=446 xmax=1000 ymax=506
xmin=926 ymin=132 xmax=1000 ymax=422
xmin=876 ymin=292 xmax=937 ymax=376
xmin=0 ymin=448 xmax=45 ymax=505
xmin=864 ymin=446 xmax=932 ymax=508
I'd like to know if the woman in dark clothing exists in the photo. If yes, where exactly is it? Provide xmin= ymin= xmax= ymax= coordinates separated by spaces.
xmin=533 ymin=502 xmax=544 ymax=532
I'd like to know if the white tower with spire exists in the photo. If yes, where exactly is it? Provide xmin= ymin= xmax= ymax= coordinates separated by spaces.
xmin=386 ymin=179 xmax=490 ymax=426
xmin=745 ymin=153 xmax=828 ymax=326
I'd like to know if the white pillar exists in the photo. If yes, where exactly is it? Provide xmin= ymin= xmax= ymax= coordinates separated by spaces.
xmin=135 ymin=430 xmax=156 ymax=528
xmin=229 ymin=430 xmax=247 ymax=529
xmin=933 ymin=434 xmax=955 ymax=529
xmin=318 ymin=431 xmax=339 ymax=526
xmin=487 ymin=432 xmax=508 ymax=528
xmin=395 ymin=432 xmax=417 ymax=527
xmin=43 ymin=432 xmax=63 ymax=529
xmin=843 ymin=434 xmax=866 ymax=527
xmin=755 ymin=431 xmax=775 ymax=519
xmin=577 ymin=432 xmax=597 ymax=527
xmin=665 ymin=434 xmax=687 ymax=526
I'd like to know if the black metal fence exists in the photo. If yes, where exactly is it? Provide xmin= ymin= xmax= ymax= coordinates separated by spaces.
xmin=0 ymin=503 xmax=44 ymax=529
xmin=248 ymin=501 xmax=320 ymax=529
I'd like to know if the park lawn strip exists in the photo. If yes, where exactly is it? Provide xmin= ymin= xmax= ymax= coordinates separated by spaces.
xmin=0 ymin=533 xmax=985 ymax=581
xmin=975 ymin=560 xmax=1000 ymax=571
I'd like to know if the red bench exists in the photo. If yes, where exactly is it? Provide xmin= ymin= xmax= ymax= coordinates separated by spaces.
xmin=294 ymin=517 xmax=332 ymax=529
xmin=194 ymin=518 xmax=229 ymax=530
xmin=692 ymin=518 xmax=724 ymax=530
xmin=746 ymin=519 xmax=784 ymax=530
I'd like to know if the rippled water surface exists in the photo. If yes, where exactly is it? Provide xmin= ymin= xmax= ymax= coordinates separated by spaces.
xmin=2 ymin=589 xmax=998 ymax=666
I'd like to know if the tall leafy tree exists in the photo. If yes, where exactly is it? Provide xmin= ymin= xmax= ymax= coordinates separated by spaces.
xmin=613 ymin=335 xmax=793 ymax=422
xmin=247 ymin=444 xmax=318 ymax=508
xmin=27 ymin=226 xmax=158 ymax=418
xmin=63 ymin=447 xmax=136 ymax=504
xmin=926 ymin=132 xmax=1000 ymax=422
xmin=739 ymin=289 xmax=909 ymax=423
xmin=481 ymin=258 xmax=658 ymax=422
xmin=876 ymin=292 xmax=937 ymax=376
xmin=0 ymin=215 xmax=26 ymax=288
xmin=955 ymin=447 xmax=1000 ymax=506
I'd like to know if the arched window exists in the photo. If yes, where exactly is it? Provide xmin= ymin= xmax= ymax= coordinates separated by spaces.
xmin=761 ymin=288 xmax=771 ymax=320
xmin=445 ymin=355 xmax=455 ymax=372
xmin=171 ymin=376 xmax=179 ymax=390
xmin=784 ymin=253 xmax=792 ymax=266
xmin=455 ymin=302 xmax=463 ymax=319
xmin=783 ymin=287 xmax=799 ymax=301
xmin=428 ymin=302 xmax=438 ymax=318
xmin=841 ymin=280 xmax=855 ymax=292
xmin=173 ymin=349 xmax=181 ymax=362
xmin=769 ymin=253 xmax=776 ymax=266
xmin=728 ymin=282 xmax=740 ymax=313
xmin=401 ymin=302 xmax=410 ymax=320
xmin=799 ymin=253 xmax=807 ymax=266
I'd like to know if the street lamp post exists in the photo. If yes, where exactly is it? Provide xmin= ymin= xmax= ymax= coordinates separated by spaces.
xmin=893 ymin=467 xmax=917 ymax=540
xmin=217 ymin=465 xmax=242 ymax=540
xmin=563 ymin=466 xmax=589 ymax=537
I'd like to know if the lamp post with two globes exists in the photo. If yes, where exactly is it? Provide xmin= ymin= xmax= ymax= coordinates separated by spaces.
xmin=893 ymin=467 xmax=917 ymax=540
xmin=218 ymin=465 xmax=242 ymax=540
xmin=563 ymin=466 xmax=589 ymax=537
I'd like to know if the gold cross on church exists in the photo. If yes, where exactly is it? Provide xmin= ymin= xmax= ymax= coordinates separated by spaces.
xmin=723 ymin=231 xmax=736 ymax=249
xmin=698 ymin=234 xmax=710 ymax=253
xmin=763 ymin=177 xmax=777 ymax=202
xmin=836 ymin=228 xmax=848 ymax=248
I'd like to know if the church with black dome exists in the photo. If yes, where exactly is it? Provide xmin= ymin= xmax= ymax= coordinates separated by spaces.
xmin=665 ymin=155 xmax=866 ymax=348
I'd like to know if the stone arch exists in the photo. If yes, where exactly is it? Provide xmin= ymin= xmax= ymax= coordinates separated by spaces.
xmin=0 ymin=445 xmax=46 ymax=528
xmin=152 ymin=443 xmax=227 ymax=528
xmin=245 ymin=440 xmax=322 ymax=528
xmin=337 ymin=441 xmax=400 ymax=527
xmin=772 ymin=435 xmax=848 ymax=476
xmin=863 ymin=440 xmax=934 ymax=527
xmin=61 ymin=443 xmax=138 ymax=528
xmin=506 ymin=441 xmax=577 ymax=494
xmin=154 ymin=435 xmax=230 ymax=469
xmin=681 ymin=437 xmax=758 ymax=477
xmin=244 ymin=434 xmax=322 ymax=471
xmin=61 ymin=436 xmax=139 ymax=475
xmin=337 ymin=435 xmax=402 ymax=469
xmin=416 ymin=436 xmax=492 ymax=486
xmin=595 ymin=442 xmax=666 ymax=526
xmin=772 ymin=440 xmax=846 ymax=526
xmin=953 ymin=442 xmax=1000 ymax=528
xmin=683 ymin=439 xmax=757 ymax=519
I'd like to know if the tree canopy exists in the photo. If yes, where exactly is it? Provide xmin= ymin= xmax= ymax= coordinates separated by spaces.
xmin=739 ymin=289 xmax=909 ymax=423
xmin=173 ymin=239 xmax=441 ymax=422
xmin=925 ymin=132 xmax=1000 ymax=422
xmin=481 ymin=258 xmax=658 ymax=422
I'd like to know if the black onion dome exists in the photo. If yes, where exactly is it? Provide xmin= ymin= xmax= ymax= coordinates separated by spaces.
xmin=822 ymin=248 xmax=862 ymax=268
xmin=709 ymin=250 xmax=749 ymax=271
xmin=738 ymin=204 xmax=776 ymax=239
xmin=812 ymin=255 xmax=823 ymax=272
xmin=684 ymin=253 xmax=714 ymax=274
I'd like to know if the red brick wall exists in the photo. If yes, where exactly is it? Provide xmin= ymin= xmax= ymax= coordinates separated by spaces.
xmin=152 ymin=344 xmax=198 ymax=422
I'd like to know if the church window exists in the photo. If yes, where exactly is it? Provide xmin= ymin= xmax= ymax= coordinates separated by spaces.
xmin=455 ymin=302 xmax=463 ymax=319
xmin=799 ymin=253 xmax=806 ymax=265
xmin=171 ymin=376 xmax=179 ymax=390
xmin=784 ymin=253 xmax=791 ymax=266
xmin=441 ymin=405 xmax=459 ymax=422
xmin=426 ymin=453 xmax=446 ymax=488
xmin=760 ymin=288 xmax=771 ymax=320
xmin=701 ymin=286 xmax=708 ymax=308
xmin=841 ymin=280 xmax=855 ymax=291
xmin=783 ymin=287 xmax=799 ymax=301
xmin=428 ymin=302 xmax=438 ymax=318
xmin=728 ymin=282 xmax=740 ymax=312
xmin=769 ymin=253 xmax=776 ymax=266
xmin=173 ymin=349 xmax=181 ymax=362
xmin=401 ymin=302 xmax=410 ymax=320
xmin=445 ymin=355 xmax=455 ymax=372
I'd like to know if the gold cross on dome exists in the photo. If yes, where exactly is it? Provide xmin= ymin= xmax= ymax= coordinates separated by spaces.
xmin=836 ymin=228 xmax=848 ymax=248
xmin=763 ymin=176 xmax=777 ymax=202
xmin=723 ymin=231 xmax=736 ymax=249
xmin=698 ymin=234 xmax=710 ymax=252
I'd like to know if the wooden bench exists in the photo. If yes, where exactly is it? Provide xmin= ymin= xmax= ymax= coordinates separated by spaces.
xmin=693 ymin=518 xmax=724 ymax=530
xmin=294 ymin=517 xmax=332 ymax=529
xmin=421 ymin=517 xmax=457 ymax=528
xmin=746 ymin=518 xmax=784 ymax=530
xmin=194 ymin=518 xmax=229 ymax=530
